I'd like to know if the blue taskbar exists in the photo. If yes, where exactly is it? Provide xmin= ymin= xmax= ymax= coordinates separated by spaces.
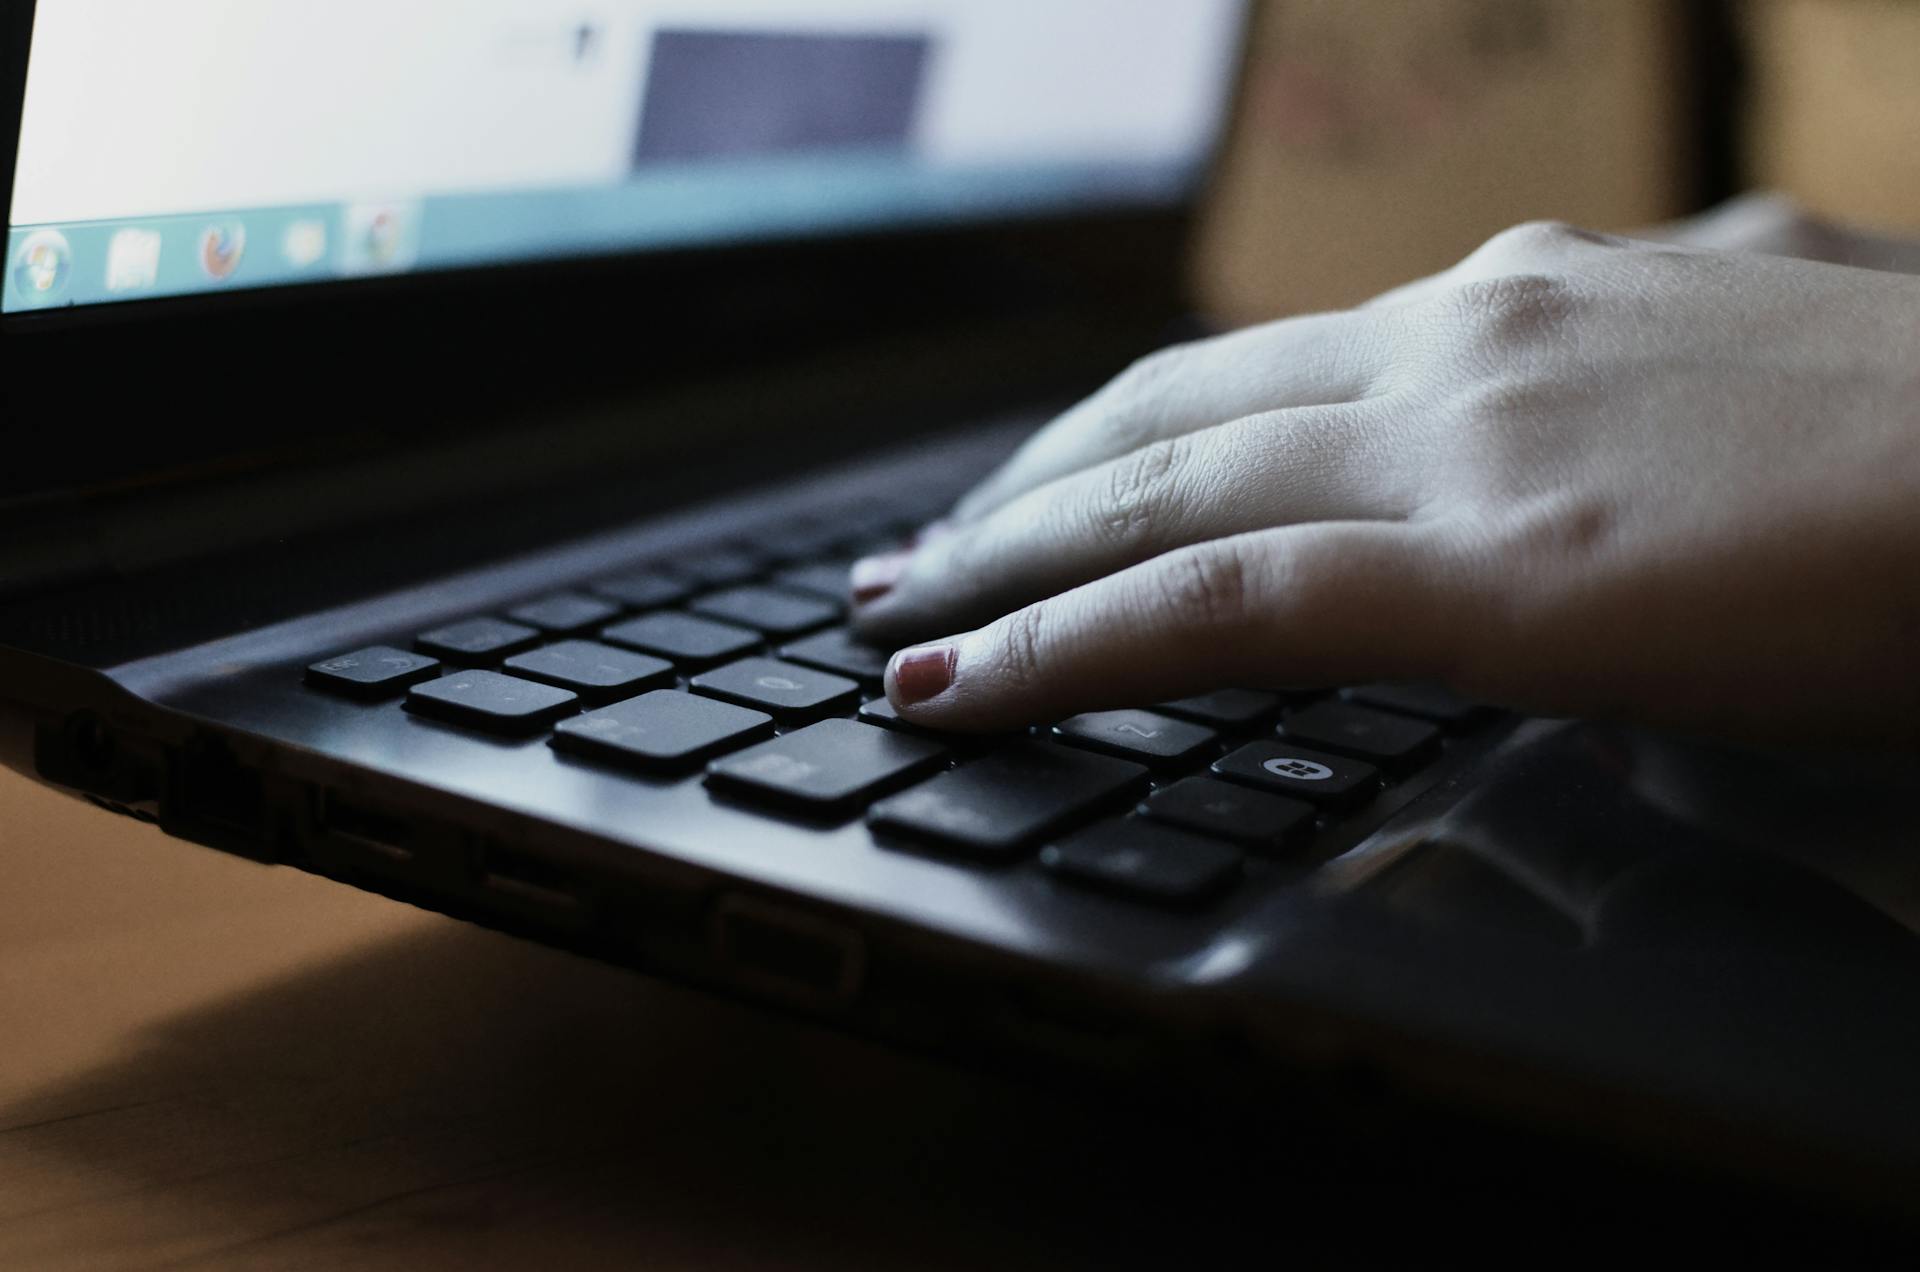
xmin=3 ymin=158 xmax=1197 ymax=315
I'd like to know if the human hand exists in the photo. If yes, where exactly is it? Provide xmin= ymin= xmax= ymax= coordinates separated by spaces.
xmin=1642 ymin=191 xmax=1920 ymax=275
xmin=851 ymin=221 xmax=1920 ymax=744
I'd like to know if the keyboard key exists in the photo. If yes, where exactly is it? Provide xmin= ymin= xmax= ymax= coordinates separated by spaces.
xmin=781 ymin=627 xmax=892 ymax=683
xmin=868 ymin=742 xmax=1146 ymax=860
xmin=305 ymin=646 xmax=441 ymax=699
xmin=773 ymin=560 xmax=856 ymax=601
xmin=416 ymin=617 xmax=540 ymax=664
xmin=1052 ymin=709 xmax=1216 ymax=769
xmin=690 ymin=657 xmax=859 ymax=722
xmin=590 ymin=569 xmax=694 ymax=611
xmin=858 ymin=695 xmax=941 ymax=736
xmin=1344 ymin=683 xmax=1490 ymax=726
xmin=601 ymin=612 xmax=760 ymax=669
xmin=405 ymin=669 xmax=578 ymax=734
xmin=1139 ymin=777 xmax=1314 ymax=853
xmin=553 ymin=689 xmax=772 ymax=771
xmin=1040 ymin=820 xmax=1243 ymax=907
xmin=1280 ymin=701 xmax=1441 ymax=771
xmin=690 ymin=585 xmax=840 ymax=637
xmin=664 ymin=545 xmax=765 ymax=588
xmin=1156 ymin=689 xmax=1283 ymax=731
xmin=502 ymin=640 xmax=675 ymax=702
xmin=707 ymin=719 xmax=948 ymax=816
xmin=508 ymin=592 xmax=622 ymax=634
xmin=745 ymin=518 xmax=853 ymax=563
xmin=1211 ymin=741 xmax=1378 ymax=810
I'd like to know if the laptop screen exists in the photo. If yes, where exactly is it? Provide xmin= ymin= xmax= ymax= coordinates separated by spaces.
xmin=4 ymin=1 xmax=1246 ymax=314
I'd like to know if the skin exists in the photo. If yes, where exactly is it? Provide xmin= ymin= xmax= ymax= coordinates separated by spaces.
xmin=850 ymin=196 xmax=1920 ymax=746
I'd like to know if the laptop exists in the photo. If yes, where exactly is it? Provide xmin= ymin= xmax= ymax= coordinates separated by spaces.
xmin=4 ymin=0 xmax=1918 ymax=1235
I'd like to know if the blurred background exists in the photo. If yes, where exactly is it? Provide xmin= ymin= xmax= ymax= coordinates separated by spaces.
xmin=1194 ymin=0 xmax=1920 ymax=325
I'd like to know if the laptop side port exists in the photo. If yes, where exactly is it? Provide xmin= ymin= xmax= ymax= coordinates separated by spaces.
xmin=473 ymin=839 xmax=588 ymax=915
xmin=315 ymin=791 xmax=414 ymax=861
xmin=712 ymin=893 xmax=865 ymax=1008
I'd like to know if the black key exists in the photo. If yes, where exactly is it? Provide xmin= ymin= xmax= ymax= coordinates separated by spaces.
xmin=305 ymin=646 xmax=441 ymax=699
xmin=690 ymin=657 xmax=859 ymax=722
xmin=502 ymin=640 xmax=675 ymax=702
xmin=1212 ymin=741 xmax=1378 ymax=810
xmin=858 ymin=695 xmax=942 ymax=736
xmin=773 ymin=560 xmax=856 ymax=601
xmin=553 ymin=689 xmax=772 ymax=771
xmin=507 ymin=592 xmax=622 ymax=634
xmin=1281 ymin=701 xmax=1441 ymax=771
xmin=868 ymin=742 xmax=1147 ymax=860
xmin=781 ymin=627 xmax=892 ymax=683
xmin=690 ymin=585 xmax=840 ymax=637
xmin=601 ymin=612 xmax=759 ymax=669
xmin=1139 ymin=776 xmax=1314 ymax=853
xmin=663 ymin=545 xmax=765 ymax=588
xmin=1344 ymin=683 xmax=1490 ymax=726
xmin=405 ymin=669 xmax=578 ymax=734
xmin=1156 ymin=689 xmax=1283 ymax=731
xmin=1040 ymin=820 xmax=1243 ymax=907
xmin=590 ymin=569 xmax=694 ymax=611
xmin=1052 ymin=709 xmax=1216 ymax=769
xmin=707 ymin=719 xmax=948 ymax=816
xmin=416 ymin=617 xmax=540 ymax=664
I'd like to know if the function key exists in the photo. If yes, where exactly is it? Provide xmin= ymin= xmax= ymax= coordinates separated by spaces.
xmin=601 ymin=612 xmax=759 ymax=669
xmin=1156 ymin=689 xmax=1283 ymax=731
xmin=502 ymin=640 xmax=674 ymax=703
xmin=553 ymin=689 xmax=772 ymax=772
xmin=507 ymin=592 xmax=622 ymax=635
xmin=1040 ymin=820 xmax=1243 ymax=907
xmin=1343 ymin=683 xmax=1491 ymax=727
xmin=1138 ymin=776 xmax=1314 ymax=853
xmin=416 ymin=617 xmax=540 ymax=664
xmin=305 ymin=646 xmax=441 ymax=699
xmin=1052 ymin=709 xmax=1216 ymax=769
xmin=690 ymin=585 xmax=841 ymax=637
xmin=590 ymin=569 xmax=694 ymax=611
xmin=772 ymin=560 xmax=856 ymax=601
xmin=868 ymin=742 xmax=1146 ymax=860
xmin=1280 ymin=701 xmax=1440 ymax=771
xmin=664 ymin=545 xmax=766 ymax=588
xmin=690 ymin=657 xmax=859 ymax=722
xmin=1211 ymin=741 xmax=1378 ymax=810
xmin=405 ymin=669 xmax=578 ymax=735
xmin=706 ymin=719 xmax=948 ymax=817
xmin=781 ymin=627 xmax=892 ymax=684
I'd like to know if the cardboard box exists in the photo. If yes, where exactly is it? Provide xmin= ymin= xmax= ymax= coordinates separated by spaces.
xmin=1743 ymin=0 xmax=1920 ymax=234
xmin=1192 ymin=0 xmax=1691 ymax=325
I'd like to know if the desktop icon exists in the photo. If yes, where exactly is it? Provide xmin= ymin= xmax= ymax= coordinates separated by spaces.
xmin=341 ymin=201 xmax=420 ymax=275
xmin=105 ymin=227 xmax=162 ymax=293
xmin=281 ymin=219 xmax=327 ymax=269
xmin=11 ymin=229 xmax=72 ymax=304
xmin=199 ymin=222 xmax=246 ymax=280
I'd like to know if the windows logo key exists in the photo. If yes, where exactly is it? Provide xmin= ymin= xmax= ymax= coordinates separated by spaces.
xmin=11 ymin=229 xmax=72 ymax=306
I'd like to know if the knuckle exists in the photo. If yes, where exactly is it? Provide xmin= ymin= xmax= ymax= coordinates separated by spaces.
xmin=1472 ymin=218 xmax=1613 ymax=265
xmin=1095 ymin=345 xmax=1194 ymax=447
xmin=1445 ymin=273 xmax=1583 ymax=349
xmin=1155 ymin=541 xmax=1252 ymax=634
xmin=989 ymin=603 xmax=1052 ymax=696
xmin=1091 ymin=436 xmax=1189 ymax=552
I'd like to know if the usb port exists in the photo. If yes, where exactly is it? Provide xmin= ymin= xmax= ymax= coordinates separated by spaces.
xmin=713 ymin=894 xmax=865 ymax=1005
xmin=317 ymin=791 xmax=414 ymax=861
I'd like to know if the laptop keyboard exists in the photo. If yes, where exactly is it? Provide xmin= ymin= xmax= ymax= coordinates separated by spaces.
xmin=302 ymin=499 xmax=1494 ymax=910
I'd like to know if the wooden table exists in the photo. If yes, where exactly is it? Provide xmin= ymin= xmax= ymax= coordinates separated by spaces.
xmin=3 ymin=764 xmax=1273 ymax=1270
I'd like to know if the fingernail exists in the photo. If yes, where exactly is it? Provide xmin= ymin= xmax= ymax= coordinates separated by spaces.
xmin=888 ymin=645 xmax=955 ymax=706
xmin=850 ymin=550 xmax=914 ymax=604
